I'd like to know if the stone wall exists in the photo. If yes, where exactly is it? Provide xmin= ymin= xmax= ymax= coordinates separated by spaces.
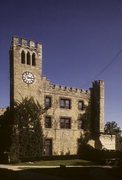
xmin=100 ymin=134 xmax=116 ymax=150
xmin=8 ymin=36 xmax=116 ymax=155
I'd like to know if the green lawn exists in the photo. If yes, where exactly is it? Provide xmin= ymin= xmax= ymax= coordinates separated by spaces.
xmin=17 ymin=159 xmax=95 ymax=166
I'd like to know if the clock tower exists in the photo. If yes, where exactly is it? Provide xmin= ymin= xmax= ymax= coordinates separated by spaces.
xmin=10 ymin=37 xmax=42 ymax=106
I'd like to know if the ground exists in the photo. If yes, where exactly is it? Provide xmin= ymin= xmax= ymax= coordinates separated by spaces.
xmin=0 ymin=165 xmax=122 ymax=180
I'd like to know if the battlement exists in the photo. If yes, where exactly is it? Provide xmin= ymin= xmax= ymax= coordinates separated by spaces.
xmin=51 ymin=84 xmax=90 ymax=94
xmin=92 ymin=80 xmax=104 ymax=86
xmin=11 ymin=36 xmax=42 ymax=50
xmin=42 ymin=76 xmax=90 ymax=94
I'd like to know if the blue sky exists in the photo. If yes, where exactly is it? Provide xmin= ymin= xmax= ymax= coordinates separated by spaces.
xmin=0 ymin=0 xmax=122 ymax=128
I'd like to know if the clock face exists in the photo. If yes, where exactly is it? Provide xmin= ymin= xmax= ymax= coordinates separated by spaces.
xmin=22 ymin=72 xmax=35 ymax=84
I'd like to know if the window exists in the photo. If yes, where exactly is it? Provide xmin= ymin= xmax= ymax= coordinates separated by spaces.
xmin=78 ymin=101 xmax=84 ymax=110
xmin=45 ymin=116 xmax=52 ymax=128
xmin=44 ymin=139 xmax=52 ymax=156
xmin=21 ymin=51 xmax=25 ymax=64
xmin=60 ymin=117 xmax=71 ymax=129
xmin=77 ymin=139 xmax=82 ymax=153
xmin=60 ymin=98 xmax=71 ymax=109
xmin=78 ymin=119 xmax=83 ymax=129
xmin=78 ymin=115 xmax=85 ymax=129
xmin=32 ymin=53 xmax=36 ymax=66
xmin=45 ymin=96 xmax=52 ymax=108
xmin=27 ymin=52 xmax=30 ymax=65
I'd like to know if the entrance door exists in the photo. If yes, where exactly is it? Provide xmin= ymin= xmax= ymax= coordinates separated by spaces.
xmin=44 ymin=139 xmax=52 ymax=156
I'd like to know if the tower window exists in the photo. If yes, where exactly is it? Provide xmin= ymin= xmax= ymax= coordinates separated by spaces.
xmin=32 ymin=53 xmax=36 ymax=66
xmin=27 ymin=52 xmax=30 ymax=65
xmin=21 ymin=51 xmax=25 ymax=64
xmin=45 ymin=116 xmax=52 ymax=128
xmin=60 ymin=117 xmax=71 ymax=129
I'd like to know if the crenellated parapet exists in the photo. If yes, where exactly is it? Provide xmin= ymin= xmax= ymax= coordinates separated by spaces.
xmin=50 ymin=83 xmax=90 ymax=95
xmin=42 ymin=76 xmax=90 ymax=96
xmin=11 ymin=36 xmax=42 ymax=51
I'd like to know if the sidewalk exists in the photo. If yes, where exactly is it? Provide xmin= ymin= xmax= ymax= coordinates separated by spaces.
xmin=0 ymin=164 xmax=112 ymax=171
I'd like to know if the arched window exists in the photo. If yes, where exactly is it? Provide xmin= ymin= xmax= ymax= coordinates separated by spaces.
xmin=32 ymin=53 xmax=36 ymax=66
xmin=27 ymin=52 xmax=30 ymax=65
xmin=21 ymin=51 xmax=25 ymax=64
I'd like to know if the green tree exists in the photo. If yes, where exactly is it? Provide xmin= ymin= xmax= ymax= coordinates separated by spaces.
xmin=0 ymin=107 xmax=13 ymax=155
xmin=0 ymin=97 xmax=47 ymax=162
xmin=104 ymin=121 xmax=121 ymax=136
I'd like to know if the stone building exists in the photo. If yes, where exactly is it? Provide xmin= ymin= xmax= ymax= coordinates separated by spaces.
xmin=2 ymin=37 xmax=116 ymax=156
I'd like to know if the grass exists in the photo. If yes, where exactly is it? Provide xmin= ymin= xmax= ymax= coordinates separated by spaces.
xmin=0 ymin=166 xmax=122 ymax=180
xmin=0 ymin=169 xmax=17 ymax=180
xmin=20 ymin=167 xmax=122 ymax=180
xmin=17 ymin=159 xmax=95 ymax=166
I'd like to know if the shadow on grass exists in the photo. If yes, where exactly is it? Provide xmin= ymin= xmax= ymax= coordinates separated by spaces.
xmin=0 ymin=167 xmax=122 ymax=180
xmin=0 ymin=168 xmax=18 ymax=180
xmin=19 ymin=167 xmax=122 ymax=180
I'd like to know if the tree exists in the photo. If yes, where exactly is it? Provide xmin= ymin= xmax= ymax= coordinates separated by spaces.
xmin=104 ymin=121 xmax=121 ymax=136
xmin=0 ymin=97 xmax=47 ymax=162
xmin=0 ymin=107 xmax=13 ymax=155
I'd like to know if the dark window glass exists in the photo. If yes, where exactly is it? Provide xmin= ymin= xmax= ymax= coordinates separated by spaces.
xmin=45 ymin=116 xmax=52 ymax=128
xmin=78 ymin=101 xmax=84 ymax=110
xmin=32 ymin=53 xmax=36 ymax=66
xmin=21 ymin=51 xmax=25 ymax=64
xmin=45 ymin=96 xmax=52 ymax=108
xmin=77 ymin=139 xmax=82 ymax=153
xmin=60 ymin=99 xmax=71 ymax=109
xmin=78 ymin=119 xmax=83 ymax=129
xmin=27 ymin=52 xmax=30 ymax=65
xmin=60 ymin=117 xmax=71 ymax=129
xmin=78 ymin=115 xmax=85 ymax=129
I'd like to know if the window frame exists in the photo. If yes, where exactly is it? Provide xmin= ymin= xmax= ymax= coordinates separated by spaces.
xmin=21 ymin=50 xmax=25 ymax=64
xmin=45 ymin=116 xmax=52 ymax=128
xmin=78 ymin=100 xmax=84 ymax=110
xmin=32 ymin=53 xmax=36 ymax=66
xmin=45 ymin=96 xmax=52 ymax=108
xmin=60 ymin=98 xmax=71 ymax=109
xmin=60 ymin=117 xmax=71 ymax=129
xmin=27 ymin=51 xmax=31 ymax=65
xmin=78 ymin=114 xmax=85 ymax=129
xmin=78 ymin=118 xmax=83 ymax=129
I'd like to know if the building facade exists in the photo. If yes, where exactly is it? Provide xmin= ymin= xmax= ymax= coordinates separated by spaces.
xmin=8 ymin=36 xmax=115 ymax=155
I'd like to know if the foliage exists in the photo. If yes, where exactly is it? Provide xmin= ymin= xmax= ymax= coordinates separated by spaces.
xmin=0 ymin=107 xmax=13 ymax=154
xmin=0 ymin=97 xmax=47 ymax=162
xmin=104 ymin=121 xmax=121 ymax=136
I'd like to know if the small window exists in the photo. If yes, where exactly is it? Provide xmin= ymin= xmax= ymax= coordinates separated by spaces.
xmin=27 ymin=52 xmax=30 ymax=65
xmin=21 ymin=51 xmax=25 ymax=64
xmin=45 ymin=116 xmax=52 ymax=128
xmin=45 ymin=96 xmax=52 ymax=108
xmin=32 ymin=53 xmax=36 ymax=66
xmin=44 ymin=139 xmax=52 ymax=155
xmin=77 ymin=139 xmax=82 ymax=153
xmin=60 ymin=117 xmax=71 ymax=129
xmin=78 ymin=101 xmax=84 ymax=110
xmin=60 ymin=98 xmax=71 ymax=109
xmin=78 ymin=115 xmax=85 ymax=129
xmin=78 ymin=119 xmax=83 ymax=129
